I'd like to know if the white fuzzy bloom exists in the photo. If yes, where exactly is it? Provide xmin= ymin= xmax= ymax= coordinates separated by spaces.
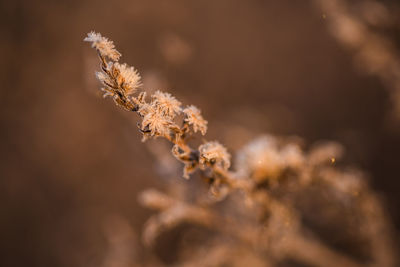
xmin=199 ymin=141 xmax=231 ymax=170
xmin=84 ymin=31 xmax=121 ymax=61
xmin=183 ymin=105 xmax=208 ymax=135
xmin=152 ymin=91 xmax=182 ymax=119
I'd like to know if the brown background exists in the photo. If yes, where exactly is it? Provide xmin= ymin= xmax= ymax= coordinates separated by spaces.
xmin=1 ymin=0 xmax=400 ymax=266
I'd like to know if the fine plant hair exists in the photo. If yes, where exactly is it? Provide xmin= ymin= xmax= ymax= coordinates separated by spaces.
xmin=84 ymin=32 xmax=396 ymax=267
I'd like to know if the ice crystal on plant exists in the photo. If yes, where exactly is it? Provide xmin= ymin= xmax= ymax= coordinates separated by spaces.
xmin=151 ymin=90 xmax=182 ymax=119
xmin=84 ymin=31 xmax=121 ymax=61
xmin=113 ymin=63 xmax=142 ymax=96
xmin=199 ymin=141 xmax=231 ymax=170
xmin=235 ymin=135 xmax=304 ymax=182
xmin=141 ymin=107 xmax=174 ymax=138
xmin=183 ymin=105 xmax=208 ymax=135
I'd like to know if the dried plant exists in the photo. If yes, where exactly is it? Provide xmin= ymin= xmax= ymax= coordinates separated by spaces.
xmin=314 ymin=0 xmax=400 ymax=118
xmin=85 ymin=32 xmax=396 ymax=267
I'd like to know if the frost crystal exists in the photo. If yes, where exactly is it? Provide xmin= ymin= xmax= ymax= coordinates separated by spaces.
xmin=235 ymin=135 xmax=304 ymax=181
xmin=84 ymin=31 xmax=121 ymax=61
xmin=152 ymin=91 xmax=182 ymax=119
xmin=199 ymin=141 xmax=231 ymax=170
xmin=183 ymin=105 xmax=208 ymax=135
xmin=113 ymin=63 xmax=142 ymax=95
xmin=141 ymin=107 xmax=173 ymax=138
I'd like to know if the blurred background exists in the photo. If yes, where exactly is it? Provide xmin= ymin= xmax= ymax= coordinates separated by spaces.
xmin=1 ymin=0 xmax=400 ymax=266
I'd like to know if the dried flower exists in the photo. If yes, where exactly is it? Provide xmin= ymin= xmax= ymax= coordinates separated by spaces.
xmin=235 ymin=136 xmax=304 ymax=182
xmin=84 ymin=31 xmax=121 ymax=61
xmin=94 ymin=62 xmax=140 ymax=110
xmin=141 ymin=107 xmax=173 ymax=138
xmin=183 ymin=105 xmax=208 ymax=135
xmin=86 ymin=35 xmax=141 ymax=110
xmin=199 ymin=141 xmax=231 ymax=170
xmin=151 ymin=90 xmax=182 ymax=119
xmin=113 ymin=63 xmax=142 ymax=95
